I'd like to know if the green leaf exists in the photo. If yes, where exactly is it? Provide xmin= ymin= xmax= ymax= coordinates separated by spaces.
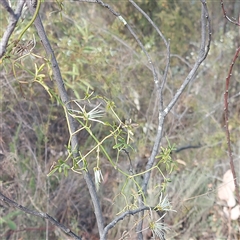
xmin=7 ymin=220 xmax=17 ymax=230
xmin=47 ymin=167 xmax=58 ymax=177
xmin=113 ymin=143 xmax=123 ymax=149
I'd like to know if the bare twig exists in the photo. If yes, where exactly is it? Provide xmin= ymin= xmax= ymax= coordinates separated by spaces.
xmin=102 ymin=206 xmax=151 ymax=238
xmin=220 ymin=0 xmax=240 ymax=26
xmin=223 ymin=47 xmax=240 ymax=204
xmin=221 ymin=0 xmax=240 ymax=217
xmin=163 ymin=0 xmax=211 ymax=116
xmin=138 ymin=1 xmax=211 ymax=238
xmin=96 ymin=0 xmax=120 ymax=17
xmin=142 ymin=0 xmax=211 ymax=197
xmin=170 ymin=54 xmax=193 ymax=69
xmin=92 ymin=2 xmax=160 ymax=239
xmin=0 ymin=0 xmax=15 ymax=15
xmin=129 ymin=0 xmax=171 ymax=111
xmin=25 ymin=0 xmax=104 ymax=238
xmin=79 ymin=0 xmax=97 ymax=2
xmin=0 ymin=0 xmax=25 ymax=58
xmin=0 ymin=191 xmax=82 ymax=240
xmin=95 ymin=0 xmax=159 ymax=97
xmin=126 ymin=2 xmax=169 ymax=238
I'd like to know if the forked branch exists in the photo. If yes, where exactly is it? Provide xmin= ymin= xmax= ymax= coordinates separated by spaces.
xmin=91 ymin=1 xmax=211 ymax=239
xmin=142 ymin=0 xmax=211 ymax=198
xmin=0 ymin=0 xmax=25 ymax=58
xmin=221 ymin=0 xmax=240 ymax=26
xmin=137 ymin=0 xmax=211 ymax=239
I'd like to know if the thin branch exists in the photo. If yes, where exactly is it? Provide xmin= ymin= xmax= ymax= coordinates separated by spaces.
xmin=221 ymin=0 xmax=240 ymax=208
xmin=129 ymin=0 xmax=171 ymax=111
xmin=78 ymin=0 xmax=97 ymax=2
xmin=224 ymin=47 xmax=240 ymax=204
xmin=0 ymin=191 xmax=82 ymax=240
xmin=92 ymin=2 xmax=161 ymax=239
xmin=136 ymin=2 xmax=211 ymax=238
xmin=0 ymin=0 xmax=15 ymax=15
xmin=95 ymin=0 xmax=159 ymax=96
xmin=163 ymin=0 xmax=211 ymax=116
xmin=142 ymin=0 xmax=211 ymax=201
xmin=170 ymin=54 xmax=193 ymax=69
xmin=0 ymin=0 xmax=25 ymax=58
xmin=96 ymin=0 xmax=120 ymax=17
xmin=125 ymin=3 xmax=169 ymax=239
xmin=220 ymin=0 xmax=240 ymax=26
xmin=102 ymin=206 xmax=151 ymax=238
xmin=25 ymin=0 xmax=104 ymax=238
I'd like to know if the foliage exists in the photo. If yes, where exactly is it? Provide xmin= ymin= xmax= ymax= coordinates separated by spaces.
xmin=0 ymin=0 xmax=239 ymax=239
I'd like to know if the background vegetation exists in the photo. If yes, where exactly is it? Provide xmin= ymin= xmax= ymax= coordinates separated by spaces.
xmin=0 ymin=0 xmax=240 ymax=239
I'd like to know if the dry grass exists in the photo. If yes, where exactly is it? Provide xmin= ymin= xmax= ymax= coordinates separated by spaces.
xmin=1 ymin=2 xmax=240 ymax=239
